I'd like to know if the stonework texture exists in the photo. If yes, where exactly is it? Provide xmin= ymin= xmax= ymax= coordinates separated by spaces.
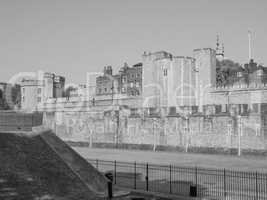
xmin=43 ymin=109 xmax=267 ymax=154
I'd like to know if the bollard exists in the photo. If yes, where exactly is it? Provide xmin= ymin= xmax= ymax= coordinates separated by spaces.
xmin=146 ymin=163 xmax=149 ymax=191
xmin=105 ymin=172 xmax=113 ymax=199
xmin=190 ymin=184 xmax=197 ymax=197
xmin=108 ymin=181 xmax=113 ymax=199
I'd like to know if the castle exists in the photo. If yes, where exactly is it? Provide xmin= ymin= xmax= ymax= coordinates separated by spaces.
xmin=12 ymin=35 xmax=265 ymax=115
xmin=20 ymin=72 xmax=65 ymax=111
xmin=0 ymin=82 xmax=21 ymax=110
xmin=12 ymin=39 xmax=267 ymax=154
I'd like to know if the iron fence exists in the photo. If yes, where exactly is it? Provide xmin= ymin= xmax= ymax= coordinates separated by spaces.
xmin=87 ymin=158 xmax=267 ymax=200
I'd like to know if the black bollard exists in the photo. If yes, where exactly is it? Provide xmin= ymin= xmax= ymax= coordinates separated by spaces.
xmin=108 ymin=181 xmax=113 ymax=199
xmin=190 ymin=184 xmax=197 ymax=197
xmin=105 ymin=172 xmax=113 ymax=199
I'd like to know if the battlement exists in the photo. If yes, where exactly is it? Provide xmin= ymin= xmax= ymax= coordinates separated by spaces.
xmin=43 ymin=72 xmax=55 ymax=79
xmin=186 ymin=56 xmax=195 ymax=60
xmin=128 ymin=102 xmax=267 ymax=118
xmin=54 ymin=75 xmax=65 ymax=83
xmin=143 ymin=51 xmax=173 ymax=61
xmin=175 ymin=56 xmax=196 ymax=61
xmin=193 ymin=47 xmax=215 ymax=53
xmin=21 ymin=79 xmax=43 ymax=87
xmin=213 ymin=82 xmax=267 ymax=92
xmin=143 ymin=51 xmax=198 ymax=63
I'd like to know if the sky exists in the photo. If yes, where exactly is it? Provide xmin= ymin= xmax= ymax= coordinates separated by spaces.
xmin=0 ymin=0 xmax=267 ymax=84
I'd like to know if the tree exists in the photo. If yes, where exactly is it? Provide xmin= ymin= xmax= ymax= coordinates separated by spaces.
xmin=216 ymin=59 xmax=242 ymax=86
xmin=64 ymin=86 xmax=76 ymax=98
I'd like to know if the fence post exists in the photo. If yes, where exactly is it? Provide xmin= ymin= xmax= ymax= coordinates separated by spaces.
xmin=32 ymin=113 xmax=34 ymax=127
xmin=114 ymin=160 xmax=117 ymax=184
xmin=224 ymin=168 xmax=226 ymax=198
xmin=96 ymin=159 xmax=98 ymax=170
xmin=134 ymin=161 xmax=136 ymax=189
xmin=108 ymin=181 xmax=113 ymax=199
xmin=169 ymin=164 xmax=172 ymax=194
xmin=195 ymin=166 xmax=198 ymax=196
xmin=146 ymin=163 xmax=149 ymax=191
xmin=256 ymin=171 xmax=258 ymax=200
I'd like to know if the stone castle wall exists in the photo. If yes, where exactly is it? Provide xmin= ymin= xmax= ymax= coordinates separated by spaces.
xmin=142 ymin=51 xmax=197 ymax=108
xmin=43 ymin=109 xmax=267 ymax=154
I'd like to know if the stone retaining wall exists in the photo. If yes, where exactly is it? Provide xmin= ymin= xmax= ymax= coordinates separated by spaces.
xmin=43 ymin=110 xmax=267 ymax=155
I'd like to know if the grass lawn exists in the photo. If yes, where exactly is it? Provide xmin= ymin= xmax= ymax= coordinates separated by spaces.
xmin=73 ymin=147 xmax=267 ymax=172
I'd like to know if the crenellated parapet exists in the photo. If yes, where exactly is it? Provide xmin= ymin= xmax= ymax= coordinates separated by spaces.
xmin=142 ymin=51 xmax=173 ymax=61
xmin=212 ymin=82 xmax=267 ymax=92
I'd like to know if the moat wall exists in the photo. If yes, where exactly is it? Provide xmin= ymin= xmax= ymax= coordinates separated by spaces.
xmin=43 ymin=110 xmax=267 ymax=155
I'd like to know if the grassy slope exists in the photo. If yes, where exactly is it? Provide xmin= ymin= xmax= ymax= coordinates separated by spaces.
xmin=0 ymin=131 xmax=100 ymax=200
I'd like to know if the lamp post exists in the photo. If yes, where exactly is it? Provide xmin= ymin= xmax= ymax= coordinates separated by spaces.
xmin=152 ymin=118 xmax=156 ymax=151
xmin=111 ymin=80 xmax=114 ymax=105
xmin=185 ymin=116 xmax=190 ymax=153
xmin=116 ymin=110 xmax=119 ymax=148
xmin=111 ymin=108 xmax=120 ymax=149
xmin=237 ymin=115 xmax=242 ymax=156
xmin=225 ymin=91 xmax=231 ymax=113
xmin=88 ymin=118 xmax=96 ymax=148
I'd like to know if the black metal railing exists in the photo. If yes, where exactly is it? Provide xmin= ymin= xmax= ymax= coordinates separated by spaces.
xmin=88 ymin=159 xmax=267 ymax=200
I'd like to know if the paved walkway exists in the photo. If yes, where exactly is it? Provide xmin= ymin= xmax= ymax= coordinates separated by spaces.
xmin=73 ymin=147 xmax=267 ymax=172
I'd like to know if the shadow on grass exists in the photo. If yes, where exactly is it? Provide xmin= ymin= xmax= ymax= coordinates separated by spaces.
xmin=103 ymin=170 xmax=208 ymax=198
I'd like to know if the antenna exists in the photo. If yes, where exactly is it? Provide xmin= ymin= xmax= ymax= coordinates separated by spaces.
xmin=216 ymin=34 xmax=220 ymax=51
xmin=248 ymin=30 xmax=252 ymax=60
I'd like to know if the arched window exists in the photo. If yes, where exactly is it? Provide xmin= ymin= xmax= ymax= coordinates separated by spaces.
xmin=163 ymin=68 xmax=167 ymax=76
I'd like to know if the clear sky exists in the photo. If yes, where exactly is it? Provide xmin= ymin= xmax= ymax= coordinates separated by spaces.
xmin=0 ymin=0 xmax=266 ymax=84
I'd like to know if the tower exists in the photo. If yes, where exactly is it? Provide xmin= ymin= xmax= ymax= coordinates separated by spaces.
xmin=142 ymin=51 xmax=197 ymax=108
xmin=248 ymin=30 xmax=252 ymax=61
xmin=171 ymin=56 xmax=196 ymax=107
xmin=43 ymin=72 xmax=54 ymax=101
xmin=142 ymin=51 xmax=172 ymax=108
xmin=53 ymin=76 xmax=65 ymax=98
xmin=193 ymin=48 xmax=217 ymax=107
xmin=216 ymin=35 xmax=224 ymax=61
xmin=104 ymin=66 xmax=113 ymax=75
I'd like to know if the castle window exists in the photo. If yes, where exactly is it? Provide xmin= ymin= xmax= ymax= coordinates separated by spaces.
xmin=122 ymin=87 xmax=126 ymax=93
xmin=136 ymin=82 xmax=140 ymax=87
xmin=37 ymin=97 xmax=42 ymax=102
xmin=104 ymin=88 xmax=107 ymax=92
xmin=137 ymin=73 xmax=140 ymax=78
xmin=0 ymin=90 xmax=2 ymax=99
xmin=37 ymin=88 xmax=42 ymax=94
xmin=163 ymin=69 xmax=167 ymax=76
xmin=122 ymin=76 xmax=126 ymax=83
xmin=131 ymin=74 xmax=135 ymax=78
xmin=130 ymin=82 xmax=134 ymax=88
